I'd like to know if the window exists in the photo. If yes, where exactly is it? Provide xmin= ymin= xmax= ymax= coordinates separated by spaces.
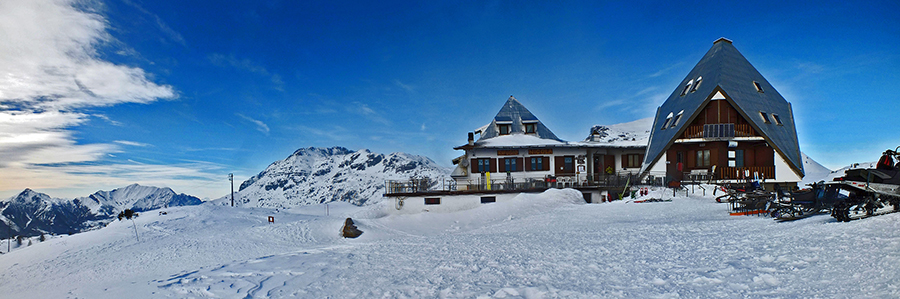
xmin=477 ymin=158 xmax=491 ymax=173
xmin=564 ymin=156 xmax=574 ymax=172
xmin=480 ymin=196 xmax=496 ymax=204
xmin=670 ymin=110 xmax=684 ymax=128
xmin=424 ymin=198 xmax=441 ymax=205
xmin=626 ymin=154 xmax=642 ymax=168
xmin=735 ymin=150 xmax=744 ymax=167
xmin=771 ymin=114 xmax=783 ymax=125
xmin=498 ymin=124 xmax=510 ymax=135
xmin=680 ymin=79 xmax=694 ymax=96
xmin=530 ymin=157 xmax=544 ymax=171
xmin=503 ymin=158 xmax=518 ymax=172
xmin=661 ymin=112 xmax=674 ymax=130
xmin=753 ymin=81 xmax=764 ymax=93
xmin=524 ymin=123 xmax=536 ymax=134
xmin=760 ymin=111 xmax=771 ymax=124
xmin=696 ymin=150 xmax=710 ymax=167
xmin=690 ymin=76 xmax=702 ymax=92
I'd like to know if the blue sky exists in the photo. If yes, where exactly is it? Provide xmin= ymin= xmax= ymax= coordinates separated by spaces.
xmin=1 ymin=0 xmax=898 ymax=199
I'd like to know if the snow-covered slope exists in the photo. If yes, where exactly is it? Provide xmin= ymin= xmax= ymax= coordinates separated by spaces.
xmin=1 ymin=188 xmax=898 ymax=298
xmin=0 ymin=185 xmax=202 ymax=239
xmin=799 ymin=152 xmax=835 ymax=186
xmin=233 ymin=147 xmax=450 ymax=208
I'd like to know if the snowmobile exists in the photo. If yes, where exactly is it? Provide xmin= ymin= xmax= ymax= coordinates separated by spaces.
xmin=828 ymin=147 xmax=900 ymax=222
xmin=769 ymin=182 xmax=842 ymax=221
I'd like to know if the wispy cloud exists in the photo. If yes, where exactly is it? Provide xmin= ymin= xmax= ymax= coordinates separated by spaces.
xmin=121 ymin=0 xmax=187 ymax=47
xmin=236 ymin=113 xmax=270 ymax=135
xmin=208 ymin=53 xmax=284 ymax=91
xmin=394 ymin=80 xmax=415 ymax=93
xmin=647 ymin=62 xmax=684 ymax=78
xmin=114 ymin=140 xmax=151 ymax=147
xmin=348 ymin=101 xmax=390 ymax=125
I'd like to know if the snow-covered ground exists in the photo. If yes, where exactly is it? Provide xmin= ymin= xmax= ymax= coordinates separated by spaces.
xmin=1 ymin=188 xmax=898 ymax=298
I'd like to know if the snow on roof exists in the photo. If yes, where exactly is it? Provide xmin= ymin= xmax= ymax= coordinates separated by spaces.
xmin=475 ymin=133 xmax=566 ymax=148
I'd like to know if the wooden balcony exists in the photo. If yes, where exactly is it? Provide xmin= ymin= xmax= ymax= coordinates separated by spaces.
xmin=682 ymin=123 xmax=756 ymax=139
xmin=717 ymin=166 xmax=775 ymax=180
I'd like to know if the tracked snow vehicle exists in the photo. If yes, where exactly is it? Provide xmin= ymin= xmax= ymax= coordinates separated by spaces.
xmin=828 ymin=147 xmax=900 ymax=221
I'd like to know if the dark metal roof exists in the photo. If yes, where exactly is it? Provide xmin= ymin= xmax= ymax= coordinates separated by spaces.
xmin=641 ymin=39 xmax=805 ymax=177
xmin=477 ymin=96 xmax=562 ymax=142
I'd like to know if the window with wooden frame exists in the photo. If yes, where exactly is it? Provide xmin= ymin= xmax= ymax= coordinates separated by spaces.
xmin=476 ymin=158 xmax=491 ymax=173
xmin=696 ymin=150 xmax=711 ymax=167
xmin=498 ymin=124 xmax=511 ymax=135
xmin=624 ymin=154 xmax=643 ymax=168
xmin=524 ymin=123 xmax=536 ymax=134
xmin=529 ymin=156 xmax=547 ymax=171
xmin=424 ymin=198 xmax=441 ymax=205
xmin=501 ymin=157 xmax=519 ymax=172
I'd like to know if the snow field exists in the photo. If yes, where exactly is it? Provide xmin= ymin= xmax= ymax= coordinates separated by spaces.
xmin=0 ymin=187 xmax=898 ymax=298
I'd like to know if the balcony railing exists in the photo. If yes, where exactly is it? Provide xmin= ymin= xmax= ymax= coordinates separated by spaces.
xmin=384 ymin=172 xmax=669 ymax=196
xmin=682 ymin=123 xmax=756 ymax=139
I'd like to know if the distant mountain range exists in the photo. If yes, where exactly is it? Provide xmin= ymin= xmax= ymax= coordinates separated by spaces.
xmin=0 ymin=184 xmax=201 ymax=239
xmin=226 ymin=146 xmax=450 ymax=208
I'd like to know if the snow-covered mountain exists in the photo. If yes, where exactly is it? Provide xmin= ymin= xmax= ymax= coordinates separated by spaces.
xmin=0 ymin=184 xmax=202 ymax=239
xmin=580 ymin=118 xmax=653 ymax=147
xmin=233 ymin=146 xmax=450 ymax=208
xmin=77 ymin=183 xmax=202 ymax=216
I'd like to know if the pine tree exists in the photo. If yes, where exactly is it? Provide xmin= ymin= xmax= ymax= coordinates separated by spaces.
xmin=39 ymin=233 xmax=46 ymax=242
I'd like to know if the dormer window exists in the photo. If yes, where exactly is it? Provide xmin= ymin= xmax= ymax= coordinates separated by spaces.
xmin=760 ymin=111 xmax=771 ymax=124
xmin=772 ymin=114 xmax=783 ymax=125
xmin=690 ymin=77 xmax=702 ymax=93
xmin=753 ymin=81 xmax=764 ymax=93
xmin=524 ymin=123 xmax=536 ymax=134
xmin=498 ymin=124 xmax=511 ymax=135
xmin=661 ymin=112 xmax=674 ymax=130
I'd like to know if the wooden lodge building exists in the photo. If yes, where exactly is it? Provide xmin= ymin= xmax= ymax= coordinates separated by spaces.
xmin=384 ymin=38 xmax=805 ymax=212
xmin=640 ymin=38 xmax=804 ymax=189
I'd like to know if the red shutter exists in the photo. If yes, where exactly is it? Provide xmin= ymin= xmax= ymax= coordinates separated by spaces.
xmin=471 ymin=159 xmax=477 ymax=174
xmin=524 ymin=157 xmax=532 ymax=171
xmin=621 ymin=155 xmax=626 ymax=168
xmin=516 ymin=158 xmax=524 ymax=172
xmin=543 ymin=157 xmax=550 ymax=171
xmin=490 ymin=158 xmax=497 ymax=173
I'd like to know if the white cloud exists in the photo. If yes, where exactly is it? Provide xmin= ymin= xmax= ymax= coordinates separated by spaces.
xmin=236 ymin=113 xmax=270 ymax=135
xmin=0 ymin=1 xmax=209 ymax=198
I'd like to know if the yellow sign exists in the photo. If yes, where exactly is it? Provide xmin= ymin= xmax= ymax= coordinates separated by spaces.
xmin=497 ymin=150 xmax=519 ymax=156
xmin=486 ymin=172 xmax=491 ymax=190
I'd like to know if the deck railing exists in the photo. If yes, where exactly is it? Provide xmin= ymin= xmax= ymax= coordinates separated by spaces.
xmin=384 ymin=171 xmax=669 ymax=195
xmin=682 ymin=123 xmax=756 ymax=139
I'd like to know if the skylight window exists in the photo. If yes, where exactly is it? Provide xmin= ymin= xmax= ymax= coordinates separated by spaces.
xmin=670 ymin=110 xmax=684 ymax=128
xmin=753 ymin=81 xmax=764 ymax=93
xmin=680 ymin=79 xmax=694 ymax=96
xmin=690 ymin=77 xmax=702 ymax=92
xmin=772 ymin=114 xmax=783 ymax=125
xmin=759 ymin=111 xmax=771 ymax=124
xmin=661 ymin=112 xmax=674 ymax=130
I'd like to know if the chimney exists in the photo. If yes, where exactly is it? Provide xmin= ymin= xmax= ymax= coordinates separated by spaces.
xmin=467 ymin=132 xmax=474 ymax=146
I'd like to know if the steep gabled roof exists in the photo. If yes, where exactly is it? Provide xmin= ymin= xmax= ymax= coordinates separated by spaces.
xmin=641 ymin=38 xmax=804 ymax=177
xmin=476 ymin=96 xmax=562 ymax=143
